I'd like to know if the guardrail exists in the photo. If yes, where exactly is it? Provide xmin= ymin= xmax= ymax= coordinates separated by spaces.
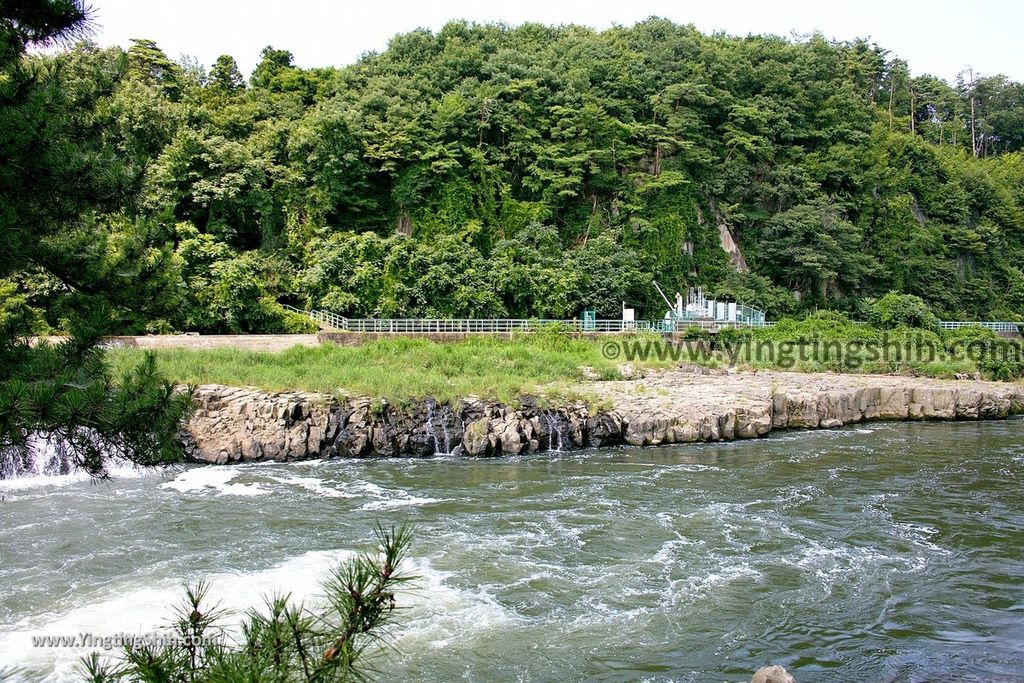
xmin=283 ymin=304 xmax=348 ymax=331
xmin=339 ymin=318 xmax=659 ymax=333
xmin=282 ymin=306 xmax=776 ymax=333
xmin=938 ymin=321 xmax=1023 ymax=332
xmin=344 ymin=319 xmax=770 ymax=333
xmin=282 ymin=306 xmax=1022 ymax=335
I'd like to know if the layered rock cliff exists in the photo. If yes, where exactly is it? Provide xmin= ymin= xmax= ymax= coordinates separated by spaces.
xmin=182 ymin=370 xmax=1024 ymax=464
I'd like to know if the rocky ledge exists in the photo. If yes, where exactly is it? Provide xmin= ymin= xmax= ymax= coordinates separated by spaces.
xmin=182 ymin=369 xmax=1024 ymax=464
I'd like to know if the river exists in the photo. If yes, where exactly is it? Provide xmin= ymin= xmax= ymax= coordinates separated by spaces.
xmin=1 ymin=420 xmax=1023 ymax=682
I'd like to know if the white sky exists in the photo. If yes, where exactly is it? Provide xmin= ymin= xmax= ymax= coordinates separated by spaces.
xmin=86 ymin=0 xmax=1023 ymax=84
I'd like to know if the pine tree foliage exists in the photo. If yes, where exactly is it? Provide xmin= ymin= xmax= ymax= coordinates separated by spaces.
xmin=78 ymin=525 xmax=415 ymax=683
xmin=0 ymin=0 xmax=194 ymax=477
xmin=0 ymin=307 xmax=193 ymax=476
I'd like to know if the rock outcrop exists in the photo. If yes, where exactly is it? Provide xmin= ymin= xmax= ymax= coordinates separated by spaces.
xmin=183 ymin=389 xmax=604 ymax=463
xmin=182 ymin=370 xmax=1024 ymax=464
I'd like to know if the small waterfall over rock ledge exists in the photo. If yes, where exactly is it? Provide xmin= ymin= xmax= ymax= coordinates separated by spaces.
xmin=540 ymin=410 xmax=572 ymax=453
xmin=0 ymin=436 xmax=76 ymax=480
xmin=424 ymin=401 xmax=465 ymax=456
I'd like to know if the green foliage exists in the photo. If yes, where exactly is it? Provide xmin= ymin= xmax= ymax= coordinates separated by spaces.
xmin=0 ymin=1 xmax=195 ymax=478
xmin=79 ymin=524 xmax=414 ymax=682
xmin=209 ymin=54 xmax=243 ymax=93
xmin=0 ymin=320 xmax=194 ymax=476
xmin=758 ymin=199 xmax=871 ymax=301
xmin=726 ymin=312 xmax=1024 ymax=379
xmin=0 ymin=0 xmax=89 ymax=65
xmin=299 ymin=231 xmax=506 ymax=318
xmin=940 ymin=324 xmax=1024 ymax=380
xmin=757 ymin=310 xmax=880 ymax=343
xmin=0 ymin=279 xmax=31 ymax=336
xmin=126 ymin=39 xmax=181 ymax=99
xmin=709 ymin=270 xmax=797 ymax=319
xmin=868 ymin=291 xmax=939 ymax=330
xmin=5 ymin=15 xmax=1024 ymax=333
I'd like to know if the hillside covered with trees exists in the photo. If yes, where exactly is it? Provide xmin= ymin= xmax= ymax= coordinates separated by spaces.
xmin=5 ymin=18 xmax=1024 ymax=334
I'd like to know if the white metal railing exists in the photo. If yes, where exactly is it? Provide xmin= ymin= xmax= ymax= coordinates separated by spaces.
xmin=340 ymin=318 xmax=658 ymax=333
xmin=282 ymin=305 xmax=777 ymax=333
xmin=938 ymin=321 xmax=1023 ymax=332
xmin=282 ymin=304 xmax=348 ymax=331
xmin=311 ymin=310 xmax=348 ymax=331
xmin=283 ymin=307 xmax=1021 ymax=335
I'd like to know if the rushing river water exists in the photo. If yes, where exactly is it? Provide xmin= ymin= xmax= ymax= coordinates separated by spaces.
xmin=1 ymin=420 xmax=1023 ymax=682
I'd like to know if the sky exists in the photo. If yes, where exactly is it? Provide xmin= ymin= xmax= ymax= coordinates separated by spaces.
xmin=84 ymin=0 xmax=1024 ymax=84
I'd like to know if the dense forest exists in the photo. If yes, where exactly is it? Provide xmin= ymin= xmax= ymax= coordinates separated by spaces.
xmin=4 ymin=18 xmax=1024 ymax=334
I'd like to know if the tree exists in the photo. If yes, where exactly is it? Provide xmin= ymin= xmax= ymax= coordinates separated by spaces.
xmin=143 ymin=127 xmax=279 ymax=249
xmin=6 ymin=16 xmax=1024 ymax=335
xmin=571 ymin=236 xmax=654 ymax=318
xmin=0 ymin=0 xmax=89 ymax=64
xmin=490 ymin=224 xmax=581 ymax=318
xmin=126 ymin=38 xmax=181 ymax=98
xmin=286 ymin=102 xmax=380 ymax=228
xmin=759 ymin=199 xmax=871 ymax=300
xmin=0 ymin=0 xmax=192 ymax=477
xmin=868 ymin=291 xmax=939 ymax=330
xmin=251 ymin=46 xmax=293 ymax=87
xmin=209 ymin=54 xmax=244 ymax=93
xmin=250 ymin=45 xmax=315 ymax=101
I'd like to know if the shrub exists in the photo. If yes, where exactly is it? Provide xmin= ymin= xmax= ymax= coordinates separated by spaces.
xmin=868 ymin=292 xmax=939 ymax=331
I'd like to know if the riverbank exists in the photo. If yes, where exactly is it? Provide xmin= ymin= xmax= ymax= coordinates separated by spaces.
xmin=110 ymin=335 xmax=675 ymax=406
xmin=184 ymin=368 xmax=1024 ymax=463
xmin=106 ymin=315 xmax=1024 ymax=412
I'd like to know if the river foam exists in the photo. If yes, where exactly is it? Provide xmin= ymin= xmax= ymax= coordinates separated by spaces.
xmin=0 ymin=547 xmax=355 ymax=681
xmin=160 ymin=466 xmax=268 ymax=496
xmin=0 ymin=461 xmax=157 ymax=497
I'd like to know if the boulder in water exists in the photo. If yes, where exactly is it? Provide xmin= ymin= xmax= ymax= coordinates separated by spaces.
xmin=751 ymin=665 xmax=795 ymax=683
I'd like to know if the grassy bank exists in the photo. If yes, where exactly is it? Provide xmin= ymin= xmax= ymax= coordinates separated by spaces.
xmin=107 ymin=333 xmax=673 ymax=405
xmin=107 ymin=315 xmax=1024 ymax=404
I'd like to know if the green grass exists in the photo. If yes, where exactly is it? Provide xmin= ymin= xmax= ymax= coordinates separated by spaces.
xmin=108 ymin=323 xmax=1020 ymax=406
xmin=107 ymin=333 xmax=674 ymax=405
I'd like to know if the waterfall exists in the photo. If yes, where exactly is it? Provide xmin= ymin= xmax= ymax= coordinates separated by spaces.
xmin=0 ymin=436 xmax=76 ymax=480
xmin=426 ymin=402 xmax=442 ymax=455
xmin=542 ymin=411 xmax=565 ymax=453
xmin=426 ymin=402 xmax=459 ymax=455
xmin=456 ymin=411 xmax=466 ymax=444
xmin=439 ymin=406 xmax=453 ymax=454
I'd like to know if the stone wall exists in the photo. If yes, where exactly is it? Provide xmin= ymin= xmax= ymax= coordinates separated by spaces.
xmin=182 ymin=370 xmax=1024 ymax=464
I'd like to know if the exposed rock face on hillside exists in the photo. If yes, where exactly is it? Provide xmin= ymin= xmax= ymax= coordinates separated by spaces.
xmin=182 ymin=370 xmax=1024 ymax=464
